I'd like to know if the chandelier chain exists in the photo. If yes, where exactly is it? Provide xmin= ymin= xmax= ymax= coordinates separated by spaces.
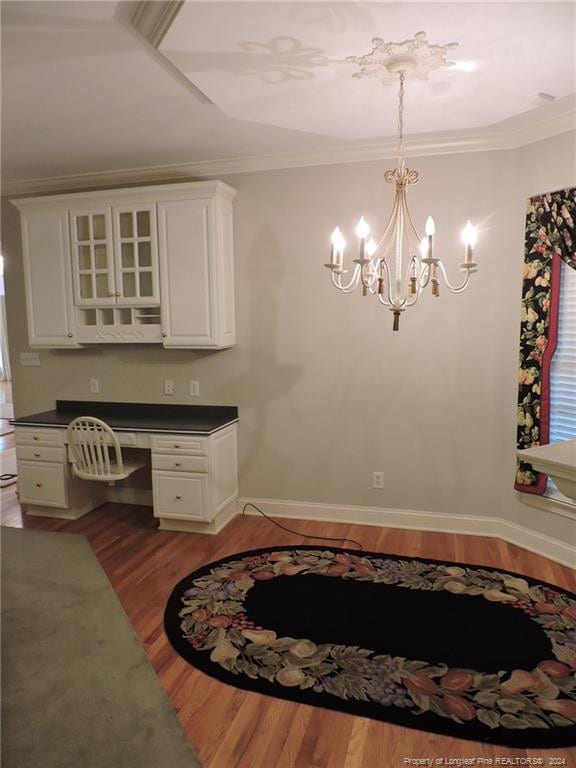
xmin=397 ymin=71 xmax=405 ymax=169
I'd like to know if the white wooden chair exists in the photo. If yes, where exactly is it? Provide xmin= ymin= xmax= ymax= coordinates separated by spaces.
xmin=67 ymin=416 xmax=145 ymax=485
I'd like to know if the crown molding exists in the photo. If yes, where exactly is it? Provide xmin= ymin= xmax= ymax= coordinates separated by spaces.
xmin=130 ymin=0 xmax=184 ymax=48
xmin=3 ymin=111 xmax=574 ymax=198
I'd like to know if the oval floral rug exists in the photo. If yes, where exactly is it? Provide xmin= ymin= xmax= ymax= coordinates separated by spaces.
xmin=164 ymin=546 xmax=576 ymax=748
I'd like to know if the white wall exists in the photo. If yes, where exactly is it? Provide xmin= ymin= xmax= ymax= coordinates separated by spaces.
xmin=2 ymin=132 xmax=575 ymax=547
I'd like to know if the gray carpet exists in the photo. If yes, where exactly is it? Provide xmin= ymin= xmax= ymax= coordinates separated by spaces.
xmin=1 ymin=527 xmax=202 ymax=768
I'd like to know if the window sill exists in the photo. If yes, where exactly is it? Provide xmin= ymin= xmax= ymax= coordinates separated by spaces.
xmin=517 ymin=489 xmax=576 ymax=521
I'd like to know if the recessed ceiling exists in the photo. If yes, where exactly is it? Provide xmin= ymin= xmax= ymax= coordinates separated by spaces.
xmin=1 ymin=1 xmax=574 ymax=189
xmin=158 ymin=2 xmax=575 ymax=139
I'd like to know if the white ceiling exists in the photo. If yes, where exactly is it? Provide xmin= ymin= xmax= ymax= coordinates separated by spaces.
xmin=1 ymin=1 xmax=575 ymax=188
xmin=159 ymin=2 xmax=575 ymax=139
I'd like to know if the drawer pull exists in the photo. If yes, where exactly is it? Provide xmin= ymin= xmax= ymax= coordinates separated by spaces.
xmin=34 ymin=451 xmax=41 ymax=457
xmin=176 ymin=495 xmax=183 ymax=500
xmin=175 ymin=462 xmax=181 ymax=467
xmin=36 ymin=483 xmax=43 ymax=488
xmin=174 ymin=444 xmax=180 ymax=449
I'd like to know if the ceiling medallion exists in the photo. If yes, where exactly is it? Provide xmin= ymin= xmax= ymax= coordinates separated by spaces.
xmin=325 ymin=33 xmax=478 ymax=331
xmin=346 ymin=31 xmax=458 ymax=83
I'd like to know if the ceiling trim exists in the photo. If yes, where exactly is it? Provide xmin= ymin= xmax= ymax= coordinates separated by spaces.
xmin=130 ymin=0 xmax=185 ymax=48
xmin=3 ymin=111 xmax=574 ymax=198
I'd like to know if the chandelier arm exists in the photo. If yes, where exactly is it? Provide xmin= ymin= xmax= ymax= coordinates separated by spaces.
xmin=376 ymin=257 xmax=397 ymax=307
xmin=375 ymin=192 xmax=402 ymax=253
xmin=377 ymin=291 xmax=394 ymax=308
xmin=437 ymin=261 xmax=473 ymax=293
xmin=332 ymin=263 xmax=362 ymax=292
xmin=419 ymin=262 xmax=431 ymax=288
xmin=368 ymin=258 xmax=382 ymax=292
xmin=361 ymin=260 xmax=379 ymax=290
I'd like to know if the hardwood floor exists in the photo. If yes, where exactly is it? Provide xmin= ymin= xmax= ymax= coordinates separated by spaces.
xmin=2 ymin=469 xmax=575 ymax=767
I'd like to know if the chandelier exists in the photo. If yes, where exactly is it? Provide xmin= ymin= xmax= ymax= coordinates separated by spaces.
xmin=325 ymin=33 xmax=479 ymax=331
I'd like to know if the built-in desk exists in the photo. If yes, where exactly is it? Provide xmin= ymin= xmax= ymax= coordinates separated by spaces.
xmin=11 ymin=401 xmax=239 ymax=534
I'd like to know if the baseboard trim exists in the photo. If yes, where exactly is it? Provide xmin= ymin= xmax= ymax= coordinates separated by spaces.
xmin=237 ymin=497 xmax=576 ymax=569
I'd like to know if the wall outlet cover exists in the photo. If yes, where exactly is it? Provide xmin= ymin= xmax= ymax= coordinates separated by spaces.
xmin=164 ymin=379 xmax=174 ymax=396
xmin=20 ymin=352 xmax=40 ymax=366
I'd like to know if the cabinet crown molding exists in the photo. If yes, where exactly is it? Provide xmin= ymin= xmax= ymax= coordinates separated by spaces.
xmin=11 ymin=179 xmax=237 ymax=211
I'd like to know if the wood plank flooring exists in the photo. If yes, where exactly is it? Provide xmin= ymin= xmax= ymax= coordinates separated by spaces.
xmin=1 ymin=466 xmax=575 ymax=767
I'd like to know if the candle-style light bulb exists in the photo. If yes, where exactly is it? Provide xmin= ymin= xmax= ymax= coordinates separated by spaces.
xmin=355 ymin=217 xmax=370 ymax=239
xmin=330 ymin=227 xmax=345 ymax=268
xmin=461 ymin=220 xmax=478 ymax=247
xmin=331 ymin=227 xmax=344 ymax=249
xmin=461 ymin=220 xmax=477 ymax=265
xmin=366 ymin=238 xmax=378 ymax=257
xmin=424 ymin=216 xmax=435 ymax=260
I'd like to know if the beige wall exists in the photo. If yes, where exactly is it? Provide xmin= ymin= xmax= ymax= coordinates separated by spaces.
xmin=2 ymin=132 xmax=575 ymax=545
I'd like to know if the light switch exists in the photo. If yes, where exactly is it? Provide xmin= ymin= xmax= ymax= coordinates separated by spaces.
xmin=90 ymin=378 xmax=100 ymax=394
xmin=189 ymin=380 xmax=200 ymax=397
xmin=164 ymin=379 xmax=174 ymax=396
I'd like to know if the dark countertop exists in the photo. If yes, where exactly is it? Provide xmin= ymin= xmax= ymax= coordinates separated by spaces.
xmin=11 ymin=400 xmax=238 ymax=435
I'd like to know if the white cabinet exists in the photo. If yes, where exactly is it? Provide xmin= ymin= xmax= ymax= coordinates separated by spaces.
xmin=69 ymin=203 xmax=160 ymax=308
xmin=13 ymin=181 xmax=236 ymax=349
xmin=18 ymin=460 xmax=68 ymax=508
xmin=158 ymin=194 xmax=235 ymax=348
xmin=19 ymin=209 xmax=80 ymax=347
xmin=151 ymin=423 xmax=238 ymax=527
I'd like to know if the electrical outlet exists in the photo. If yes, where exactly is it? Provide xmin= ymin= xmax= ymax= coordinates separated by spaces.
xmin=90 ymin=378 xmax=100 ymax=394
xmin=20 ymin=352 xmax=40 ymax=366
xmin=189 ymin=380 xmax=200 ymax=397
xmin=372 ymin=472 xmax=384 ymax=489
xmin=163 ymin=379 xmax=174 ymax=396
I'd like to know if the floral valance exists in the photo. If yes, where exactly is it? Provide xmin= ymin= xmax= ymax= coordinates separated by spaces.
xmin=515 ymin=187 xmax=576 ymax=494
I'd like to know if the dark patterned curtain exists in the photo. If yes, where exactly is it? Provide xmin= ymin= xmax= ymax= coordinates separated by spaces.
xmin=515 ymin=187 xmax=576 ymax=494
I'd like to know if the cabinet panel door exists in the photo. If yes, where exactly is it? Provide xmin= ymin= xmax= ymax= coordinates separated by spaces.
xmin=69 ymin=207 xmax=116 ymax=306
xmin=152 ymin=471 xmax=210 ymax=520
xmin=18 ymin=461 xmax=68 ymax=508
xmin=112 ymin=204 xmax=160 ymax=306
xmin=20 ymin=210 xmax=79 ymax=347
xmin=158 ymin=199 xmax=215 ymax=347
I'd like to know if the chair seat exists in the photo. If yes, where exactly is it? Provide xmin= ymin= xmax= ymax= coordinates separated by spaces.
xmin=73 ymin=457 xmax=146 ymax=482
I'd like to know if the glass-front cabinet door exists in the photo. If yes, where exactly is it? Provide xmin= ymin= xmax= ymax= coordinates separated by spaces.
xmin=113 ymin=205 xmax=160 ymax=306
xmin=69 ymin=208 xmax=116 ymax=306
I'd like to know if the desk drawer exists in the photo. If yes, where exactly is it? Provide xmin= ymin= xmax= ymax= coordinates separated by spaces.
xmin=18 ymin=461 xmax=67 ymax=508
xmin=150 ymin=435 xmax=207 ymax=456
xmin=16 ymin=445 xmax=66 ymax=463
xmin=152 ymin=454 xmax=209 ymax=473
xmin=152 ymin=471 xmax=209 ymax=520
xmin=15 ymin=427 xmax=64 ymax=447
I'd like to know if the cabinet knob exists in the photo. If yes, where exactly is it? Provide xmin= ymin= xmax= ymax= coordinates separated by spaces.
xmin=162 ymin=333 xmax=167 ymax=338
xmin=67 ymin=333 xmax=73 ymax=338
xmin=174 ymin=444 xmax=180 ymax=448
xmin=175 ymin=462 xmax=181 ymax=467
xmin=34 ymin=452 xmax=40 ymax=457
xmin=115 ymin=292 xmax=120 ymax=297
xmin=33 ymin=435 xmax=39 ymax=441
xmin=176 ymin=495 xmax=183 ymax=500
xmin=36 ymin=483 xmax=42 ymax=488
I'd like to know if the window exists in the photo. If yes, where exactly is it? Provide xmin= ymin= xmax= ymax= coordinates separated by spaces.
xmin=547 ymin=259 xmax=576 ymax=501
